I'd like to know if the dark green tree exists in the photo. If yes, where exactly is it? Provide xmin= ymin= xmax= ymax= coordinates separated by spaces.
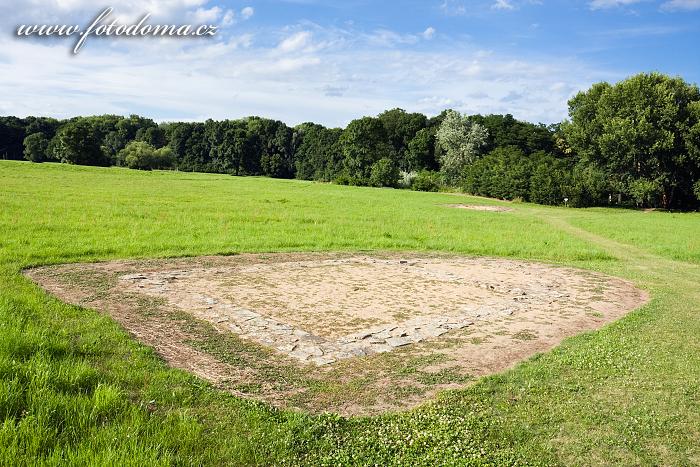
xmin=294 ymin=123 xmax=343 ymax=181
xmin=377 ymin=108 xmax=427 ymax=168
xmin=0 ymin=117 xmax=26 ymax=160
xmin=564 ymin=72 xmax=700 ymax=208
xmin=23 ymin=133 xmax=50 ymax=162
xmin=406 ymin=127 xmax=438 ymax=172
xmin=52 ymin=118 xmax=107 ymax=166
xmin=339 ymin=117 xmax=395 ymax=185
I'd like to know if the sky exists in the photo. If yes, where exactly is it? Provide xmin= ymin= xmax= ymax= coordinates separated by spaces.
xmin=1 ymin=0 xmax=699 ymax=127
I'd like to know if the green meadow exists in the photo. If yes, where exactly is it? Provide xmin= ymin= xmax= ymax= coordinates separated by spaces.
xmin=1 ymin=160 xmax=699 ymax=465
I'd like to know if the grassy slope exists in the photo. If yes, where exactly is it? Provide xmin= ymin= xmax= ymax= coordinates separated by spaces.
xmin=0 ymin=160 xmax=698 ymax=465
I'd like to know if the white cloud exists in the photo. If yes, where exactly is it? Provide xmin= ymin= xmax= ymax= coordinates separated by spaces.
xmin=492 ymin=0 xmax=515 ymax=10
xmin=278 ymin=31 xmax=313 ymax=53
xmin=660 ymin=0 xmax=700 ymax=10
xmin=588 ymin=0 xmax=643 ymax=10
xmin=241 ymin=6 xmax=255 ymax=20
xmin=440 ymin=0 xmax=467 ymax=15
xmin=0 ymin=19 xmax=616 ymax=127
xmin=222 ymin=9 xmax=235 ymax=26
xmin=188 ymin=6 xmax=222 ymax=23
xmin=366 ymin=29 xmax=419 ymax=47
xmin=422 ymin=27 xmax=436 ymax=40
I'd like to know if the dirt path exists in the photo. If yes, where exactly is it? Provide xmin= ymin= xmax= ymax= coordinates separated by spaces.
xmin=535 ymin=209 xmax=700 ymax=293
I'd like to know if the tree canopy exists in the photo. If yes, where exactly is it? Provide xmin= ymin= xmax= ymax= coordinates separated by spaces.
xmin=564 ymin=72 xmax=700 ymax=208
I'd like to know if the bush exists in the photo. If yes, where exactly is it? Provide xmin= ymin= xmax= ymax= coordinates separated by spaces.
xmin=628 ymin=178 xmax=662 ymax=208
xmin=411 ymin=170 xmax=442 ymax=192
xmin=566 ymin=163 xmax=611 ymax=207
xmin=463 ymin=146 xmax=531 ymax=201
xmin=333 ymin=172 xmax=351 ymax=185
xmin=529 ymin=156 xmax=570 ymax=206
xmin=118 ymin=141 xmax=174 ymax=170
xmin=398 ymin=171 xmax=417 ymax=189
xmin=369 ymin=158 xmax=399 ymax=188
xmin=693 ymin=180 xmax=700 ymax=202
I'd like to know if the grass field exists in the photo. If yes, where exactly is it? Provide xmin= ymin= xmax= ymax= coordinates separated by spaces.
xmin=1 ymin=160 xmax=699 ymax=465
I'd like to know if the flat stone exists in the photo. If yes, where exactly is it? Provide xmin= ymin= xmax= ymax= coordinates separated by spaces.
xmin=332 ymin=350 xmax=358 ymax=359
xmin=232 ymin=309 xmax=259 ymax=321
xmin=289 ymin=350 xmax=311 ymax=361
xmin=277 ymin=343 xmax=297 ymax=352
xmin=366 ymin=337 xmax=387 ymax=344
xmin=421 ymin=326 xmax=449 ymax=338
xmin=367 ymin=344 xmax=393 ymax=353
xmin=248 ymin=317 xmax=270 ymax=328
xmin=390 ymin=327 xmax=409 ymax=337
xmin=347 ymin=347 xmax=367 ymax=357
xmin=385 ymin=336 xmax=412 ymax=347
xmin=311 ymin=356 xmax=337 ymax=366
xmin=298 ymin=346 xmax=323 ymax=357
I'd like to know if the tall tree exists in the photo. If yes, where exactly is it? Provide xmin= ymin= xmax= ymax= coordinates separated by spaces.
xmin=339 ymin=117 xmax=395 ymax=185
xmin=294 ymin=123 xmax=343 ymax=181
xmin=377 ymin=108 xmax=427 ymax=168
xmin=406 ymin=127 xmax=438 ymax=172
xmin=0 ymin=117 xmax=26 ymax=160
xmin=23 ymin=133 xmax=50 ymax=162
xmin=435 ymin=110 xmax=489 ymax=185
xmin=564 ymin=72 xmax=700 ymax=208
xmin=51 ymin=118 xmax=107 ymax=166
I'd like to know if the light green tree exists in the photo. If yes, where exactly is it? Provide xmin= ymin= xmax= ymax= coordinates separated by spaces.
xmin=435 ymin=110 xmax=489 ymax=185
xmin=118 ymin=141 xmax=174 ymax=170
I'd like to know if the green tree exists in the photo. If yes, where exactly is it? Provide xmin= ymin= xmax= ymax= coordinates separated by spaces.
xmin=119 ymin=141 xmax=173 ymax=170
xmin=468 ymin=114 xmax=555 ymax=155
xmin=435 ymin=110 xmax=489 ymax=185
xmin=294 ymin=123 xmax=343 ymax=181
xmin=339 ymin=117 xmax=395 ymax=185
xmin=410 ymin=170 xmax=442 ymax=192
xmin=377 ymin=108 xmax=427 ymax=168
xmin=564 ymin=72 xmax=700 ymax=208
xmin=369 ymin=158 xmax=399 ymax=187
xmin=52 ymin=118 xmax=106 ymax=166
xmin=23 ymin=133 xmax=50 ymax=162
xmin=529 ymin=156 xmax=571 ymax=206
xmin=0 ymin=116 xmax=27 ymax=160
xmin=406 ymin=127 xmax=438 ymax=172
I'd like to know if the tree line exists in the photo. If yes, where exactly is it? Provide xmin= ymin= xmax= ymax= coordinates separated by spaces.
xmin=2 ymin=72 xmax=699 ymax=209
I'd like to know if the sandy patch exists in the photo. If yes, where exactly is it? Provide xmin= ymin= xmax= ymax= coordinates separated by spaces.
xmin=25 ymin=252 xmax=648 ymax=414
xmin=445 ymin=204 xmax=514 ymax=212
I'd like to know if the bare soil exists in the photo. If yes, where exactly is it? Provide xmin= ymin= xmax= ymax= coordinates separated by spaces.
xmin=444 ymin=204 xmax=515 ymax=212
xmin=25 ymin=252 xmax=648 ymax=415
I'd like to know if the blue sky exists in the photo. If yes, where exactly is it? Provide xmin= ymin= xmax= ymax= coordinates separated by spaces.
xmin=1 ymin=0 xmax=698 ymax=127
